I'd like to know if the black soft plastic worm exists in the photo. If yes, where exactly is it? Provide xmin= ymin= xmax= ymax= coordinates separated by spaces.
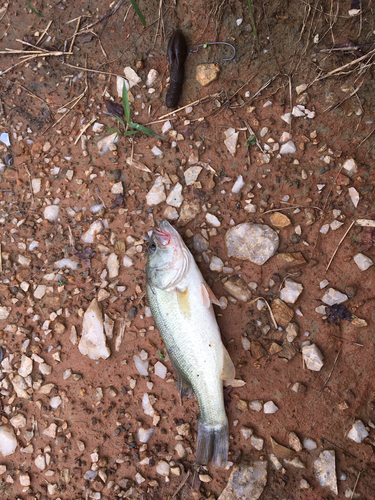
xmin=166 ymin=29 xmax=188 ymax=108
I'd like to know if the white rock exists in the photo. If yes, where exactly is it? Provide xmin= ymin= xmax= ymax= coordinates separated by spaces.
xmin=116 ymin=76 xmax=129 ymax=97
xmin=0 ymin=307 xmax=11 ymax=319
xmin=320 ymin=224 xmax=330 ymax=234
xmin=32 ymin=178 xmax=41 ymax=194
xmin=314 ymin=450 xmax=338 ymax=495
xmin=50 ymin=396 xmax=62 ymax=409
xmin=111 ymin=182 xmax=123 ymax=194
xmin=303 ymin=438 xmax=317 ymax=450
xmin=292 ymin=106 xmax=305 ymax=117
xmin=18 ymin=355 xmax=33 ymax=377
xmin=322 ymin=288 xmax=348 ymax=305
xmin=19 ymin=473 xmax=30 ymax=486
xmin=146 ymin=176 xmax=166 ymax=206
xmin=280 ymin=279 xmax=303 ymax=304
xmin=164 ymin=206 xmax=179 ymax=220
xmin=34 ymin=285 xmax=47 ymax=299
xmin=174 ymin=443 xmax=186 ymax=458
xmin=44 ymin=205 xmax=59 ymax=221
xmin=166 ymin=182 xmax=183 ymax=207
xmin=82 ymin=220 xmax=103 ymax=244
xmin=133 ymin=355 xmax=148 ymax=376
xmin=162 ymin=120 xmax=172 ymax=134
xmin=138 ymin=427 xmax=154 ymax=443
xmin=10 ymin=414 xmax=27 ymax=429
xmin=54 ymin=258 xmax=78 ymax=271
xmin=264 ymin=401 xmax=278 ymax=414
xmin=79 ymin=298 xmax=110 ymax=360
xmin=302 ymin=343 xmax=324 ymax=371
xmin=281 ymin=113 xmax=291 ymax=124
xmin=11 ymin=375 xmax=30 ymax=399
xmin=142 ymin=393 xmax=155 ymax=416
xmin=184 ymin=166 xmax=202 ymax=186
xmin=0 ymin=465 xmax=5 ymax=475
xmin=124 ymin=67 xmax=141 ymax=88
xmin=154 ymin=361 xmax=167 ymax=379
xmin=43 ymin=423 xmax=57 ymax=438
xmin=280 ymin=141 xmax=296 ymax=154
xmin=236 ymin=18 xmax=243 ymax=26
xmin=107 ymin=253 xmax=119 ymax=279
xmin=92 ymin=122 xmax=104 ymax=133
xmin=320 ymin=279 xmax=329 ymax=289
xmin=156 ymin=460 xmax=170 ymax=476
xmin=330 ymin=220 xmax=343 ymax=230
xmin=280 ymin=131 xmax=292 ymax=143
xmin=232 ymin=175 xmax=245 ymax=194
xmin=269 ymin=453 xmax=282 ymax=470
xmin=348 ymin=187 xmax=360 ymax=208
xmin=286 ymin=322 xmax=299 ymax=342
xmin=353 ymin=253 xmax=373 ymax=271
xmin=240 ymin=427 xmax=253 ymax=439
xmin=123 ymin=255 xmax=134 ymax=267
xmin=249 ymin=400 xmax=263 ymax=412
xmin=0 ymin=132 xmax=10 ymax=146
xmin=206 ymin=213 xmax=221 ymax=227
xmin=97 ymin=132 xmax=119 ymax=154
xmin=146 ymin=69 xmax=159 ymax=87
xmin=251 ymin=435 xmax=264 ymax=450
xmin=342 ymin=158 xmax=357 ymax=176
xmin=347 ymin=420 xmax=369 ymax=443
xmin=210 ymin=256 xmax=224 ymax=272
xmin=224 ymin=127 xmax=239 ymax=156
xmin=35 ymin=454 xmax=46 ymax=470
xmin=0 ymin=426 xmax=18 ymax=456
xmin=296 ymin=84 xmax=308 ymax=95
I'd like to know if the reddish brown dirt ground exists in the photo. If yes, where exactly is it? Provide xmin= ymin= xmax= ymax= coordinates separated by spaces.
xmin=0 ymin=1 xmax=375 ymax=499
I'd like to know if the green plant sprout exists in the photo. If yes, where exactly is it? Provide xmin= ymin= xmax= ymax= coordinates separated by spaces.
xmin=247 ymin=0 xmax=258 ymax=41
xmin=25 ymin=0 xmax=44 ymax=17
xmin=130 ymin=0 xmax=146 ymax=27
xmin=245 ymin=135 xmax=256 ymax=148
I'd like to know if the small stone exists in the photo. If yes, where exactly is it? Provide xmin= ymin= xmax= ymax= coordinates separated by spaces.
xmin=178 ymin=201 xmax=200 ymax=226
xmin=241 ymin=427 xmax=253 ymax=440
xmin=152 ymin=145 xmax=163 ymax=156
xmin=154 ymin=361 xmax=167 ymax=379
xmin=162 ymin=120 xmax=172 ymax=134
xmin=34 ymin=284 xmax=47 ymax=299
xmin=174 ymin=443 xmax=186 ymax=458
xmin=199 ymin=474 xmax=211 ymax=482
xmin=270 ymin=212 xmax=291 ymax=228
xmin=300 ymin=479 xmax=311 ymax=489
xmin=285 ymin=322 xmax=299 ymax=342
xmin=206 ymin=213 xmax=221 ymax=227
xmin=146 ymin=69 xmax=159 ymax=87
xmin=320 ymin=279 xmax=329 ymax=289
xmin=0 ymin=426 xmax=18 ymax=456
xmin=133 ymin=355 xmax=148 ymax=376
xmin=210 ymin=256 xmax=224 ymax=272
xmin=232 ymin=175 xmax=245 ymax=194
xmin=280 ymin=279 xmax=303 ymax=304
xmin=353 ymin=253 xmax=373 ymax=271
xmin=272 ymin=298 xmax=294 ymax=327
xmin=342 ymin=158 xmax=357 ymax=176
xmin=0 ymin=306 xmax=11 ymax=319
xmin=196 ymin=63 xmax=220 ymax=87
xmin=164 ymin=206 xmax=179 ymax=220
xmin=264 ymin=401 xmax=278 ymax=414
xmin=97 ymin=132 xmax=119 ymax=154
xmin=225 ymin=223 xmax=279 ymax=265
xmin=296 ymin=84 xmax=308 ymax=95
xmin=10 ymin=414 xmax=27 ymax=429
xmin=347 ymin=420 xmax=369 ymax=443
xmin=218 ymin=460 xmax=267 ymax=500
xmin=348 ymin=187 xmax=360 ymax=208
xmin=314 ymin=450 xmax=338 ymax=495
xmin=18 ymin=355 xmax=33 ymax=377
xmin=224 ymin=127 xmax=239 ymax=156
xmin=19 ymin=473 xmax=30 ymax=486
xmin=269 ymin=453 xmax=282 ymax=470
xmin=249 ymin=400 xmax=263 ymax=412
xmin=322 ymin=288 xmax=348 ymax=305
xmin=43 ymin=423 xmax=57 ymax=438
xmin=97 ymin=289 xmax=110 ymax=302
xmin=156 ymin=460 xmax=170 ymax=476
xmin=107 ymin=253 xmax=119 ymax=279
xmin=251 ymin=435 xmax=264 ymax=450
xmin=111 ymin=182 xmax=123 ymax=194
xmin=280 ymin=141 xmax=296 ymax=154
xmin=320 ymin=224 xmax=330 ymax=234
xmin=146 ymin=176 xmax=166 ymax=206
xmin=303 ymin=438 xmax=317 ymax=450
xmin=284 ymin=457 xmax=305 ymax=468
xmin=82 ymin=220 xmax=103 ymax=244
xmin=0 ymin=465 xmax=6 ymax=475
xmin=330 ymin=220 xmax=344 ymax=231
xmin=77 ymin=440 xmax=85 ymax=452
xmin=277 ymin=252 xmax=306 ymax=267
xmin=224 ymin=277 xmax=251 ymax=302
xmin=44 ymin=205 xmax=59 ymax=221
xmin=166 ymin=182 xmax=183 ymax=207
xmin=184 ymin=166 xmax=202 ymax=186
xmin=138 ymin=427 xmax=155 ymax=443
xmin=35 ymin=454 xmax=46 ymax=470
xmin=302 ymin=343 xmax=324 ymax=371
xmin=124 ymin=66 xmax=141 ymax=88
xmin=288 ymin=432 xmax=303 ymax=452
xmin=292 ymin=106 xmax=305 ymax=117
xmin=79 ymin=298 xmax=110 ymax=360
xmin=12 ymin=375 xmax=30 ymax=399
xmin=32 ymin=178 xmax=41 ymax=194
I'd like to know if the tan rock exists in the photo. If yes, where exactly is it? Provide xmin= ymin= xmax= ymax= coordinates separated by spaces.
xmin=277 ymin=252 xmax=307 ymax=267
xmin=270 ymin=212 xmax=291 ymax=228
xmin=196 ymin=63 xmax=220 ymax=87
xmin=271 ymin=298 xmax=294 ymax=327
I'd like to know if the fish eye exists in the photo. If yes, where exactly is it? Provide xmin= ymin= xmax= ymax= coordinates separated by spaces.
xmin=148 ymin=242 xmax=156 ymax=254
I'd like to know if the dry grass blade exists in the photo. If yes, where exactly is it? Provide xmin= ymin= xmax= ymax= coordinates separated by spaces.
xmin=319 ymin=349 xmax=342 ymax=393
xmin=249 ymin=297 xmax=278 ymax=329
xmin=317 ymin=47 xmax=375 ymax=80
xmin=74 ymin=116 xmax=97 ymax=145
xmin=326 ymin=221 xmax=355 ymax=271
xmin=355 ymin=219 xmax=375 ymax=227
xmin=152 ymin=92 xmax=221 ymax=122
xmin=126 ymin=157 xmax=152 ymax=173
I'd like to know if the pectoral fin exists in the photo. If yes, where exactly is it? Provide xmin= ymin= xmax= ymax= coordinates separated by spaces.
xmin=220 ymin=346 xmax=236 ymax=381
xmin=201 ymin=282 xmax=221 ymax=308
xmin=172 ymin=360 xmax=195 ymax=399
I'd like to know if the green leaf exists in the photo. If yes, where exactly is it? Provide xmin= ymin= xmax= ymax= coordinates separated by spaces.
xmin=122 ymin=82 xmax=131 ymax=124
xmin=130 ymin=0 xmax=146 ymax=27
xmin=247 ymin=0 xmax=258 ymax=41
xmin=105 ymin=125 xmax=120 ymax=135
xmin=25 ymin=0 xmax=44 ymax=17
xmin=123 ymin=130 xmax=139 ymax=136
xmin=128 ymin=122 xmax=162 ymax=138
xmin=111 ymin=114 xmax=126 ymax=127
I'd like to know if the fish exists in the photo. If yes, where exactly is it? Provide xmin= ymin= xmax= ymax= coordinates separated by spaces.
xmin=146 ymin=220 xmax=235 ymax=468
xmin=166 ymin=29 xmax=188 ymax=108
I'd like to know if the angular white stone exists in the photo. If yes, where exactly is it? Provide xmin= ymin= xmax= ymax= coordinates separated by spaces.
xmin=184 ymin=166 xmax=202 ymax=186
xmin=240 ymin=427 xmax=253 ymax=440
xmin=0 ymin=426 xmax=17 ymax=456
xmin=133 ymin=355 xmax=148 ymax=376
xmin=146 ymin=69 xmax=159 ymax=87
xmin=156 ymin=460 xmax=170 ymax=476
xmin=206 ymin=213 xmax=221 ymax=227
xmin=164 ymin=206 xmax=179 ymax=220
xmin=82 ymin=220 xmax=103 ymax=244
xmin=151 ymin=145 xmax=163 ymax=156
xmin=44 ymin=205 xmax=59 ymax=221
xmin=280 ymin=131 xmax=292 ymax=143
xmin=154 ymin=361 xmax=167 ymax=379
xmin=292 ymin=106 xmax=305 ymax=117
xmin=123 ymin=255 xmax=134 ymax=267
xmin=303 ymin=438 xmax=317 ymax=450
xmin=281 ymin=113 xmax=291 ymax=124
xmin=19 ymin=473 xmax=30 ymax=486
xmin=264 ymin=401 xmax=278 ymax=414
xmin=0 ymin=307 xmax=11 ymax=319
xmin=280 ymin=141 xmax=296 ymax=154
xmin=322 ymin=288 xmax=348 ymax=306
xmin=296 ymin=84 xmax=308 ymax=95
xmin=162 ymin=120 xmax=172 ymax=134
xmin=107 ymin=253 xmax=119 ymax=279
xmin=79 ymin=298 xmax=110 ymax=360
xmin=142 ymin=393 xmax=155 ymax=416
xmin=54 ymin=258 xmax=78 ymax=270
xmin=342 ymin=158 xmax=357 ymax=176
xmin=10 ymin=414 xmax=27 ymax=429
xmin=50 ymin=396 xmax=62 ymax=409
xmin=224 ymin=127 xmax=239 ymax=156
xmin=353 ymin=253 xmax=373 ymax=271
xmin=347 ymin=420 xmax=369 ymax=443
xmin=280 ymin=279 xmax=303 ymax=304
xmin=249 ymin=400 xmax=263 ymax=412
xmin=166 ymin=182 xmax=183 ymax=207
xmin=34 ymin=285 xmax=46 ymax=299
xmin=348 ymin=187 xmax=360 ymax=208
xmin=111 ymin=182 xmax=123 ymax=194
xmin=32 ymin=178 xmax=41 ymax=194
xmin=251 ymin=435 xmax=264 ymax=450
xmin=97 ymin=132 xmax=119 ymax=154
xmin=302 ymin=343 xmax=324 ymax=371
xmin=146 ymin=176 xmax=166 ymax=206
xmin=43 ymin=423 xmax=57 ymax=438
xmin=138 ymin=427 xmax=154 ymax=443
xmin=320 ymin=279 xmax=329 ymax=289
xmin=314 ymin=450 xmax=338 ymax=495
xmin=18 ymin=355 xmax=33 ymax=378
xmin=35 ymin=455 xmax=46 ymax=470
xmin=210 ymin=256 xmax=224 ymax=272
xmin=116 ymin=76 xmax=129 ymax=97
xmin=232 ymin=175 xmax=245 ymax=194
xmin=330 ymin=220 xmax=343 ymax=231
xmin=124 ymin=67 xmax=141 ymax=88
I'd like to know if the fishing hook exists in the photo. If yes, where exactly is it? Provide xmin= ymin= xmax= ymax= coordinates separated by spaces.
xmin=190 ymin=42 xmax=236 ymax=61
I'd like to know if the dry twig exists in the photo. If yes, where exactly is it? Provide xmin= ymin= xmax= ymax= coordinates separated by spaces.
xmin=249 ymin=297 xmax=278 ymax=329
xmin=319 ymin=349 xmax=342 ymax=393
xmin=326 ymin=221 xmax=355 ymax=271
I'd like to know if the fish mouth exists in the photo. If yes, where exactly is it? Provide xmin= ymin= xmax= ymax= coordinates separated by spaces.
xmin=154 ymin=226 xmax=171 ymax=246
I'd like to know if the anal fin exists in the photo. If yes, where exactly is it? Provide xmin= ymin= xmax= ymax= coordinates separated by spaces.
xmin=170 ymin=358 xmax=194 ymax=400
xmin=220 ymin=346 xmax=236 ymax=381
xmin=201 ymin=282 xmax=221 ymax=308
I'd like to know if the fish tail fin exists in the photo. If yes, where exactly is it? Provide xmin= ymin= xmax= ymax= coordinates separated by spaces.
xmin=196 ymin=419 xmax=228 ymax=468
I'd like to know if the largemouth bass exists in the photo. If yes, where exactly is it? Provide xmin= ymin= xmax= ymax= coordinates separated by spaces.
xmin=146 ymin=220 xmax=235 ymax=468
